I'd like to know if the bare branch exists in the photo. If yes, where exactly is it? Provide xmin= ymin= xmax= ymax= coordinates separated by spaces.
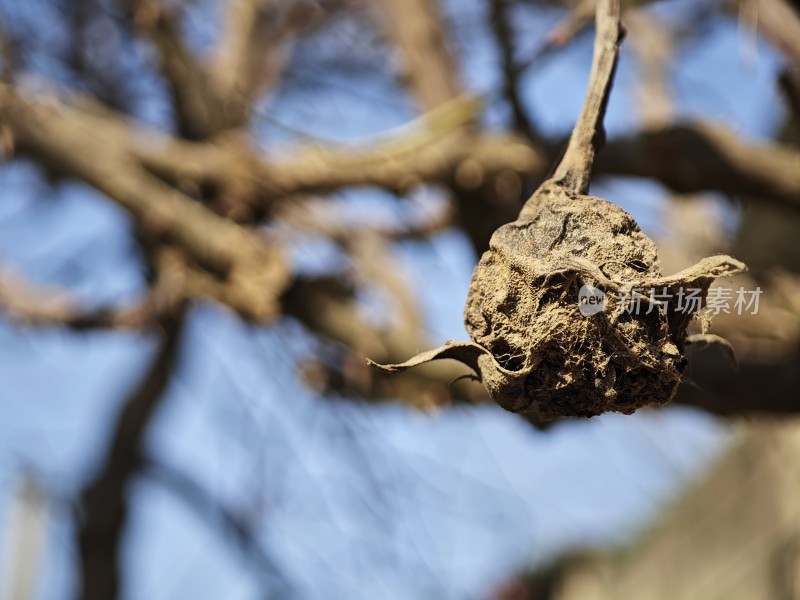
xmin=489 ymin=0 xmax=540 ymax=141
xmin=25 ymin=83 xmax=797 ymax=241
xmin=0 ymin=249 xmax=214 ymax=330
xmin=275 ymin=196 xmax=455 ymax=242
xmin=0 ymin=85 xmax=290 ymax=321
xmin=730 ymin=0 xmax=800 ymax=64
xmin=678 ymin=348 xmax=800 ymax=416
xmin=547 ymin=0 xmax=598 ymax=47
xmin=0 ymin=263 xmax=169 ymax=330
xmin=144 ymin=459 xmax=290 ymax=594
xmin=77 ymin=305 xmax=186 ymax=600
xmin=595 ymin=122 xmax=800 ymax=211
xmin=212 ymin=0 xmax=317 ymax=126
xmin=779 ymin=67 xmax=800 ymax=128
xmin=139 ymin=115 xmax=800 ymax=244
xmin=118 ymin=0 xmax=227 ymax=138
xmin=626 ymin=10 xmax=675 ymax=128
xmin=376 ymin=0 xmax=462 ymax=110
xmin=137 ymin=96 xmax=541 ymax=200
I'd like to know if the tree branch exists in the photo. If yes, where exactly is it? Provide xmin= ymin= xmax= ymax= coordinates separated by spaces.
xmin=779 ymin=67 xmax=800 ymax=129
xmin=376 ymin=0 xmax=462 ymax=111
xmin=77 ymin=304 xmax=186 ymax=600
xmin=626 ymin=10 xmax=675 ymax=128
xmin=0 ymin=85 xmax=290 ymax=321
xmin=595 ymin=122 xmax=800 ymax=211
xmin=144 ymin=459 xmax=290 ymax=594
xmin=677 ymin=348 xmax=800 ymax=416
xmin=136 ymin=96 xmax=541 ymax=200
xmin=489 ymin=0 xmax=540 ymax=141
xmin=212 ymin=0 xmax=323 ymax=130
xmin=0 ymin=261 xmax=178 ymax=330
xmin=729 ymin=0 xmax=800 ymax=65
xmin=120 ymin=0 xmax=227 ymax=139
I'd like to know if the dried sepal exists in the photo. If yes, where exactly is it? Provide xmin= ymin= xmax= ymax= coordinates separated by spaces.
xmin=368 ymin=340 xmax=531 ymax=413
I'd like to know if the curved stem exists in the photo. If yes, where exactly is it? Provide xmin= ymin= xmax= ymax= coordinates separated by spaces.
xmin=552 ymin=0 xmax=623 ymax=194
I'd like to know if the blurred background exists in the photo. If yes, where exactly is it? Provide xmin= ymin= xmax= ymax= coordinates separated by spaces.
xmin=1 ymin=0 xmax=799 ymax=598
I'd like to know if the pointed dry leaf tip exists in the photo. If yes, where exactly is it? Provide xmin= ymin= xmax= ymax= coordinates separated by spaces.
xmin=368 ymin=0 xmax=748 ymax=422
xmin=366 ymin=341 xmax=489 ymax=375
xmin=367 ymin=341 xmax=533 ymax=414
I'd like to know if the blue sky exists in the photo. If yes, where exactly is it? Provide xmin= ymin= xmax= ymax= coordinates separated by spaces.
xmin=0 ymin=1 xmax=787 ymax=598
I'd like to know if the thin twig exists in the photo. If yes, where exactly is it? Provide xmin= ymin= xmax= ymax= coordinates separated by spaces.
xmin=553 ymin=0 xmax=623 ymax=194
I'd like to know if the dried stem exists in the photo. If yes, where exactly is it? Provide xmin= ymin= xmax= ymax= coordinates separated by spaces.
xmin=553 ymin=0 xmax=622 ymax=194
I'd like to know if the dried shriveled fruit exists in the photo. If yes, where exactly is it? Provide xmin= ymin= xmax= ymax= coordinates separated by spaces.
xmin=369 ymin=0 xmax=745 ymax=422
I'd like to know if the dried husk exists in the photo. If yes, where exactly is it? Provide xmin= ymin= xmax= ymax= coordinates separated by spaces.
xmin=368 ymin=0 xmax=746 ymax=421
xmin=370 ymin=178 xmax=744 ymax=421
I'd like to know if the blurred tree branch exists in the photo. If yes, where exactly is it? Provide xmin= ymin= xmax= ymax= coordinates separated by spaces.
xmin=0 ymin=85 xmax=289 ymax=321
xmin=144 ymin=459 xmax=290 ymax=594
xmin=120 ymin=0 xmax=228 ymax=139
xmin=211 ymin=0 xmax=332 ymax=130
xmin=490 ymin=0 xmax=541 ymax=141
xmin=0 ymin=256 xmax=180 ymax=330
xmin=730 ymin=0 xmax=800 ymax=65
xmin=77 ymin=302 xmax=186 ymax=600
xmin=595 ymin=122 xmax=800 ymax=211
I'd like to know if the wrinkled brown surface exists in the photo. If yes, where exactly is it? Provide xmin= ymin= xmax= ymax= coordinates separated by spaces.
xmin=463 ymin=180 xmax=743 ymax=420
xmin=370 ymin=179 xmax=745 ymax=422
